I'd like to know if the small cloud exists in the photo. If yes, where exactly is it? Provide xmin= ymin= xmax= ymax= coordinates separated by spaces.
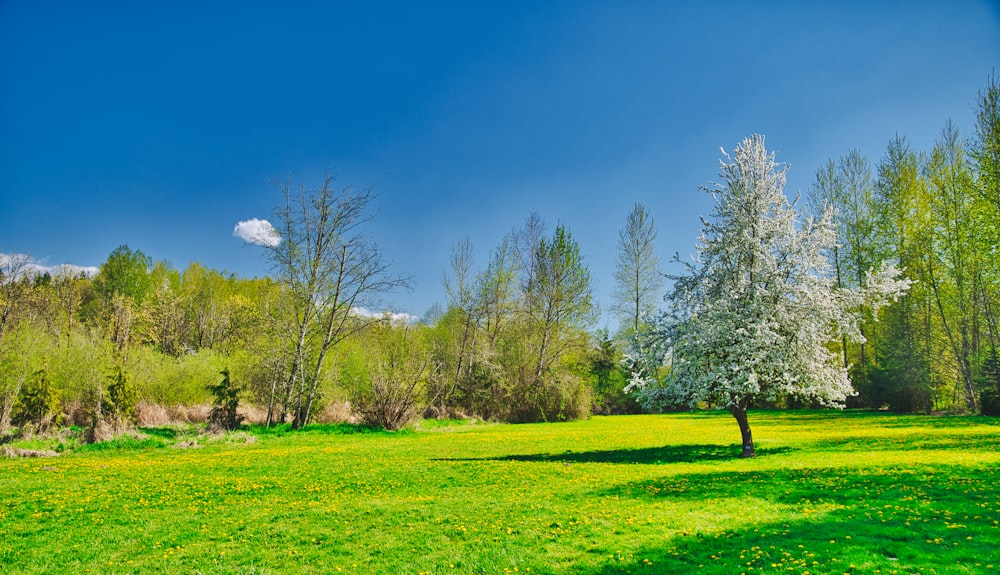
xmin=350 ymin=307 xmax=419 ymax=325
xmin=234 ymin=218 xmax=281 ymax=247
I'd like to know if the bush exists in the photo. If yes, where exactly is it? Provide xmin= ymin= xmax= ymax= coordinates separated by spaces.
xmin=853 ymin=361 xmax=931 ymax=414
xmin=131 ymin=347 xmax=220 ymax=405
xmin=81 ymin=367 xmax=138 ymax=443
xmin=350 ymin=361 xmax=425 ymax=431
xmin=12 ymin=368 xmax=62 ymax=431
xmin=507 ymin=370 xmax=592 ymax=423
xmin=977 ymin=349 xmax=1000 ymax=416
xmin=347 ymin=326 xmax=428 ymax=431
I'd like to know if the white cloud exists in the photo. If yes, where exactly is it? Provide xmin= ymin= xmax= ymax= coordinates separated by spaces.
xmin=0 ymin=252 xmax=98 ymax=279
xmin=350 ymin=307 xmax=419 ymax=325
xmin=233 ymin=218 xmax=281 ymax=247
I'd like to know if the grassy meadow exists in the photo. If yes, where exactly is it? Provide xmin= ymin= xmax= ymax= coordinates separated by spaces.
xmin=2 ymin=411 xmax=999 ymax=574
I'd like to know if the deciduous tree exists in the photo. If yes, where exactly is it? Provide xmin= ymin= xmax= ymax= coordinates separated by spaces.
xmin=612 ymin=202 xmax=663 ymax=336
xmin=626 ymin=135 xmax=910 ymax=457
xmin=267 ymin=174 xmax=410 ymax=428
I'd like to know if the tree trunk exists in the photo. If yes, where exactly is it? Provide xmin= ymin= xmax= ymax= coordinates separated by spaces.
xmin=265 ymin=370 xmax=278 ymax=428
xmin=728 ymin=403 xmax=755 ymax=458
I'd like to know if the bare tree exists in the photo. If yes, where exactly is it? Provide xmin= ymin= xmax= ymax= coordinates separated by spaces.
xmin=439 ymin=236 xmax=479 ymax=407
xmin=515 ymin=211 xmax=546 ymax=308
xmin=267 ymin=174 xmax=411 ymax=428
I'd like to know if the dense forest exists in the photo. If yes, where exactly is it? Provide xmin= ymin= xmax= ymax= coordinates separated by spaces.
xmin=1 ymin=77 xmax=998 ymax=440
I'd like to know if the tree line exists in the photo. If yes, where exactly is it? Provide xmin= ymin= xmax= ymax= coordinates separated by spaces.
xmin=0 ymin=188 xmax=621 ymax=436
xmin=1 ymin=76 xmax=998 ymax=440
xmin=806 ymin=78 xmax=1000 ymax=414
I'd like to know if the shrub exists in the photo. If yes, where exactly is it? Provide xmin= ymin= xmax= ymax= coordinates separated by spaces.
xmin=350 ymin=363 xmax=424 ymax=431
xmin=854 ymin=362 xmax=932 ymax=414
xmin=589 ymin=337 xmax=642 ymax=415
xmin=12 ymin=368 xmax=62 ymax=431
xmin=347 ymin=324 xmax=429 ymax=431
xmin=207 ymin=369 xmax=244 ymax=431
xmin=977 ymin=349 xmax=1000 ymax=416
xmin=104 ymin=367 xmax=137 ymax=421
xmin=81 ymin=367 xmax=138 ymax=443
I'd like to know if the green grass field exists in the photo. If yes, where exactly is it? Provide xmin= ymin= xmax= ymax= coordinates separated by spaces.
xmin=2 ymin=411 xmax=999 ymax=574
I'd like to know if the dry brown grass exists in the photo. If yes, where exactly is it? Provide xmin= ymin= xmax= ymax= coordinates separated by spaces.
xmin=134 ymin=402 xmax=210 ymax=426
xmin=1 ymin=445 xmax=59 ymax=458
xmin=85 ymin=416 xmax=135 ymax=443
xmin=237 ymin=404 xmax=269 ymax=425
xmin=59 ymin=401 xmax=357 ymax=431
xmin=135 ymin=402 xmax=169 ymax=427
xmin=310 ymin=400 xmax=357 ymax=424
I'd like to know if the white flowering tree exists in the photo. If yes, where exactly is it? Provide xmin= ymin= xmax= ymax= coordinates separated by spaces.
xmin=626 ymin=135 xmax=910 ymax=457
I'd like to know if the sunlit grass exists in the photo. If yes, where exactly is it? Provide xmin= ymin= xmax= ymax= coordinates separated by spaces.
xmin=2 ymin=411 xmax=999 ymax=574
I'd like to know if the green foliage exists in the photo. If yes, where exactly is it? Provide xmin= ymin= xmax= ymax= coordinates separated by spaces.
xmin=853 ymin=305 xmax=933 ymax=413
xmin=131 ymin=346 xmax=220 ymax=405
xmin=0 ymin=321 xmax=49 ymax=429
xmin=48 ymin=328 xmax=115 ymax=407
xmin=433 ymin=217 xmax=597 ymax=423
xmin=93 ymin=244 xmax=152 ymax=304
xmin=818 ymin=76 xmax=1000 ymax=414
xmin=103 ymin=366 xmax=137 ymax=422
xmin=506 ymin=347 xmax=593 ymax=423
xmin=207 ymin=369 xmax=244 ymax=431
xmin=589 ymin=333 xmax=641 ymax=415
xmin=11 ymin=367 xmax=62 ymax=430
xmin=346 ymin=322 xmax=429 ymax=430
xmin=2 ymin=412 xmax=999 ymax=574
xmin=977 ymin=347 xmax=1000 ymax=391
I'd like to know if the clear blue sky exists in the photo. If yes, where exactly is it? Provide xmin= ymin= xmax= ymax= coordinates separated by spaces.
xmin=2 ymin=1 xmax=998 ymax=327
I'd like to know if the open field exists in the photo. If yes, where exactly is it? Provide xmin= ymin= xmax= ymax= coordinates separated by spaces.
xmin=2 ymin=411 xmax=999 ymax=574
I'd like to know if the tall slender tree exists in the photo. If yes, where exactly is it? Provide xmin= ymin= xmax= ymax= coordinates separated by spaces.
xmin=870 ymin=135 xmax=935 ymax=411
xmin=926 ymin=122 xmax=980 ymax=411
xmin=527 ymin=224 xmax=595 ymax=382
xmin=970 ymin=73 xmax=1000 ymax=358
xmin=439 ymin=236 xmax=480 ymax=407
xmin=612 ymin=202 xmax=664 ymax=336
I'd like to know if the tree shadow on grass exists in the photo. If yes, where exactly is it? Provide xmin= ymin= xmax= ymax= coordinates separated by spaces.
xmin=573 ymin=463 xmax=1000 ymax=574
xmin=139 ymin=427 xmax=179 ymax=440
xmin=436 ymin=444 xmax=793 ymax=465
xmin=810 ymin=430 xmax=1000 ymax=452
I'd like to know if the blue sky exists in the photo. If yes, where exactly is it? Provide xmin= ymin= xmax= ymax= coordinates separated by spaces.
xmin=2 ymin=1 xmax=998 ymax=327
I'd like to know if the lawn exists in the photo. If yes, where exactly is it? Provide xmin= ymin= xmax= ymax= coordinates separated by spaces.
xmin=2 ymin=411 xmax=999 ymax=574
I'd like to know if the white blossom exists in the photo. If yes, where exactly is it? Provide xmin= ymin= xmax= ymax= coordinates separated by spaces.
xmin=626 ymin=135 xmax=911 ymax=455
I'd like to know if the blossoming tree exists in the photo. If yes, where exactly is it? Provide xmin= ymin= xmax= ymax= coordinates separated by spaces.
xmin=626 ymin=135 xmax=911 ymax=457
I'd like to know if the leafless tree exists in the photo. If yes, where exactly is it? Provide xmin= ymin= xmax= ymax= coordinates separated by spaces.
xmin=267 ymin=174 xmax=411 ymax=428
